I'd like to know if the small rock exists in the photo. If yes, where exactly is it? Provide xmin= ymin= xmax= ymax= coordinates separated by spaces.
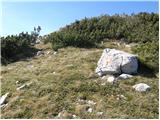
xmin=97 ymin=71 xmax=103 ymax=77
xmin=46 ymin=51 xmax=51 ymax=55
xmin=78 ymin=99 xmax=86 ymax=104
xmin=87 ymin=100 xmax=96 ymax=105
xmin=17 ymin=84 xmax=26 ymax=90
xmin=17 ymin=82 xmax=32 ymax=90
xmin=116 ymin=95 xmax=127 ymax=100
xmin=0 ymin=103 xmax=8 ymax=108
xmin=120 ymin=95 xmax=126 ymax=100
xmin=0 ymin=92 xmax=9 ymax=105
xmin=16 ymin=81 xmax=19 ymax=84
xmin=117 ymin=74 xmax=133 ymax=80
xmin=26 ymin=82 xmax=33 ymax=86
xmin=52 ymin=72 xmax=56 ymax=74
xmin=97 ymin=112 xmax=103 ymax=116
xmin=37 ymin=51 xmax=44 ymax=56
xmin=107 ymin=76 xmax=116 ymax=83
xmin=132 ymin=83 xmax=151 ymax=92
xmin=56 ymin=112 xmax=62 ymax=119
xmin=72 ymin=114 xmax=77 ymax=119
xmin=87 ymin=107 xmax=93 ymax=113
xmin=54 ymin=51 xmax=57 ymax=55
xmin=8 ymin=67 xmax=13 ymax=70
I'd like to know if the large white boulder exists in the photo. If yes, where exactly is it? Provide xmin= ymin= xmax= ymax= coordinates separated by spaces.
xmin=95 ymin=48 xmax=138 ymax=76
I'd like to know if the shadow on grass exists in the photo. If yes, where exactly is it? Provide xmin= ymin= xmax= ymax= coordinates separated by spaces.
xmin=2 ymin=46 xmax=41 ymax=65
xmin=137 ymin=60 xmax=157 ymax=78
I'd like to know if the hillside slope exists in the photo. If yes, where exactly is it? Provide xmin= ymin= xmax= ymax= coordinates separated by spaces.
xmin=1 ymin=41 xmax=158 ymax=119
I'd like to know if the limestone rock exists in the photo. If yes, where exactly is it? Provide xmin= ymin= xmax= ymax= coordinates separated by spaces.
xmin=16 ymin=84 xmax=26 ymax=90
xmin=0 ymin=92 xmax=9 ymax=105
xmin=132 ymin=83 xmax=151 ymax=92
xmin=54 ymin=51 xmax=57 ymax=55
xmin=16 ymin=82 xmax=32 ymax=90
xmin=95 ymin=48 xmax=138 ymax=76
xmin=97 ymin=112 xmax=103 ymax=116
xmin=87 ymin=107 xmax=93 ymax=113
xmin=107 ymin=76 xmax=116 ymax=83
xmin=36 ymin=51 xmax=44 ymax=56
xmin=117 ymin=74 xmax=133 ymax=80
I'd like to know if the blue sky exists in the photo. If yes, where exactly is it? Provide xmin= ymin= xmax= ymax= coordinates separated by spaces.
xmin=1 ymin=1 xmax=159 ymax=36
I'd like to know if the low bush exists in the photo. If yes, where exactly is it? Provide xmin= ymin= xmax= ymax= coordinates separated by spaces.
xmin=50 ymin=31 xmax=96 ymax=51
xmin=46 ymin=12 xmax=158 ymax=50
xmin=1 ymin=26 xmax=41 ymax=65
xmin=132 ymin=42 xmax=159 ymax=72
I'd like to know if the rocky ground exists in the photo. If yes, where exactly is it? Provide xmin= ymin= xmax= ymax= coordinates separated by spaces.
xmin=1 ymin=41 xmax=159 ymax=119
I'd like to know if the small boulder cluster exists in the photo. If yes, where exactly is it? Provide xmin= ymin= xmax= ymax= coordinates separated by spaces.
xmin=95 ymin=48 xmax=151 ymax=92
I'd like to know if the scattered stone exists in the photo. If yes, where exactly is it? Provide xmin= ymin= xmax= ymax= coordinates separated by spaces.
xmin=16 ymin=82 xmax=32 ymax=90
xmin=132 ymin=83 xmax=151 ymax=92
xmin=87 ymin=100 xmax=96 ymax=105
xmin=16 ymin=81 xmax=19 ymax=84
xmin=87 ymin=107 xmax=93 ymax=113
xmin=77 ymin=99 xmax=96 ymax=106
xmin=117 ymin=74 xmax=133 ymax=80
xmin=36 ymin=51 xmax=44 ymax=56
xmin=52 ymin=72 xmax=56 ymax=74
xmin=26 ymin=82 xmax=33 ymax=86
xmin=56 ymin=112 xmax=62 ymax=119
xmin=72 ymin=114 xmax=78 ymax=119
xmin=97 ymin=72 xmax=103 ymax=77
xmin=97 ymin=112 xmax=103 ymax=116
xmin=17 ymin=84 xmax=26 ymax=90
xmin=116 ymin=95 xmax=127 ymax=100
xmin=0 ymin=93 xmax=9 ymax=105
xmin=46 ymin=51 xmax=52 ymax=55
xmin=8 ymin=67 xmax=13 ymax=70
xmin=0 ymin=103 xmax=8 ymax=108
xmin=107 ymin=76 xmax=116 ymax=83
xmin=54 ymin=51 xmax=57 ymax=55
xmin=95 ymin=48 xmax=138 ymax=76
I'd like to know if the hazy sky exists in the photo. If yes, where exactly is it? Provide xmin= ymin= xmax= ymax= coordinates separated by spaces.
xmin=1 ymin=1 xmax=159 ymax=36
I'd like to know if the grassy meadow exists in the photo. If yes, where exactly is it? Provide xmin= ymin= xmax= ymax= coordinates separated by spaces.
xmin=1 ymin=41 xmax=158 ymax=119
